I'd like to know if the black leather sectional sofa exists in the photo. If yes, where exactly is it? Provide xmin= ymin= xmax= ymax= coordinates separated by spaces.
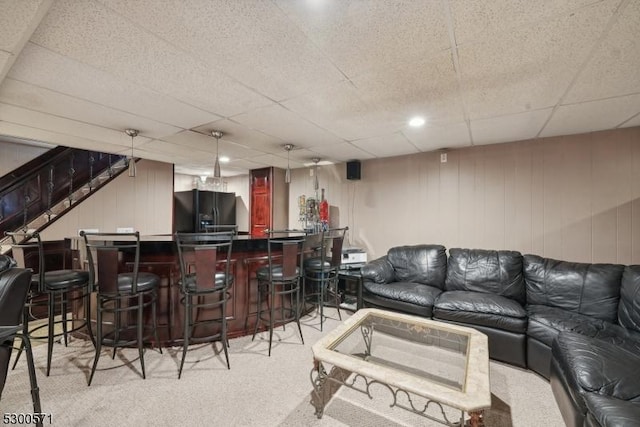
xmin=359 ymin=245 xmax=640 ymax=427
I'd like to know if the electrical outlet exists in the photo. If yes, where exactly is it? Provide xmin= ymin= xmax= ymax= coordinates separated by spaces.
xmin=116 ymin=227 xmax=134 ymax=233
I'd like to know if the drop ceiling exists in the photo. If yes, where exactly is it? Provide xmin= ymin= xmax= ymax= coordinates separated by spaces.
xmin=1 ymin=0 xmax=639 ymax=177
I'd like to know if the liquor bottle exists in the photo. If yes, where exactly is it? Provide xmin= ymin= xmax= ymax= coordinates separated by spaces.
xmin=319 ymin=188 xmax=329 ymax=230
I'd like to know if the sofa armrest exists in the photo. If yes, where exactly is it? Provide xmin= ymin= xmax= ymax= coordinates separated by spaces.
xmin=361 ymin=256 xmax=394 ymax=284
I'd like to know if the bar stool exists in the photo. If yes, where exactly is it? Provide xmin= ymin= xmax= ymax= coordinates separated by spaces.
xmin=252 ymin=230 xmax=307 ymax=356
xmin=80 ymin=231 xmax=162 ymax=386
xmin=175 ymin=228 xmax=236 ymax=378
xmin=6 ymin=231 xmax=94 ymax=376
xmin=303 ymin=227 xmax=348 ymax=331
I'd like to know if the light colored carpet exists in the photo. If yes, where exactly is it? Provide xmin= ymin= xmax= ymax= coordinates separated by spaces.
xmin=2 ymin=309 xmax=563 ymax=426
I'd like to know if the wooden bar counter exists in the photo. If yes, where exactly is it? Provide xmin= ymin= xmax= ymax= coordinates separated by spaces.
xmin=70 ymin=234 xmax=288 ymax=347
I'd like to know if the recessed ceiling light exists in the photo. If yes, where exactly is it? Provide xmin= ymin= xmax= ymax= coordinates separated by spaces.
xmin=409 ymin=117 xmax=425 ymax=127
xmin=220 ymin=156 xmax=230 ymax=163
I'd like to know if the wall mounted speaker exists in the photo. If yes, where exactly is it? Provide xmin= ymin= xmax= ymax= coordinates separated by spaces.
xmin=346 ymin=160 xmax=361 ymax=180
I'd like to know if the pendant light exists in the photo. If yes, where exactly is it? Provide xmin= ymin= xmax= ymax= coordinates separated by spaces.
xmin=284 ymin=144 xmax=294 ymax=183
xmin=125 ymin=129 xmax=139 ymax=177
xmin=212 ymin=130 xmax=223 ymax=179
xmin=312 ymin=157 xmax=320 ymax=191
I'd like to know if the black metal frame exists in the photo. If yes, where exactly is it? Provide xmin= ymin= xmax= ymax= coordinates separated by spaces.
xmin=303 ymin=227 xmax=348 ymax=331
xmin=252 ymin=230 xmax=307 ymax=356
xmin=175 ymin=228 xmax=236 ymax=377
xmin=80 ymin=231 xmax=162 ymax=386
xmin=5 ymin=231 xmax=94 ymax=376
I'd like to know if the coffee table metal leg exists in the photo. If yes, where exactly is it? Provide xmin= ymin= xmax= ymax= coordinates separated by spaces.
xmin=310 ymin=360 xmax=329 ymax=418
xmin=310 ymin=360 xmax=354 ymax=419
xmin=467 ymin=410 xmax=484 ymax=427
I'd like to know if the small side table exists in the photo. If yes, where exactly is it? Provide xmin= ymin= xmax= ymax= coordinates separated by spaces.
xmin=337 ymin=264 xmax=364 ymax=311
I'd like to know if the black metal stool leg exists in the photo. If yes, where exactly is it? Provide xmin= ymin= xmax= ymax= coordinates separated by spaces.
xmin=46 ymin=293 xmax=55 ymax=376
xmin=85 ymin=286 xmax=95 ymax=347
xmin=61 ymin=291 xmax=69 ymax=346
xmin=152 ymin=291 xmax=162 ymax=354
xmin=137 ymin=294 xmax=146 ymax=380
xmin=178 ymin=296 xmax=191 ymax=379
xmin=296 ymin=280 xmax=304 ymax=344
xmin=11 ymin=311 xmax=28 ymax=370
xmin=88 ymin=298 xmax=103 ymax=386
xmin=268 ymin=284 xmax=275 ymax=357
xmin=20 ymin=332 xmax=42 ymax=426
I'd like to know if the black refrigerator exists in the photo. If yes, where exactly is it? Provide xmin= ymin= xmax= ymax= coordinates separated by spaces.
xmin=174 ymin=189 xmax=237 ymax=232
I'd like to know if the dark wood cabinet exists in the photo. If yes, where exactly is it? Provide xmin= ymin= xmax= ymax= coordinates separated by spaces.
xmin=249 ymin=167 xmax=287 ymax=236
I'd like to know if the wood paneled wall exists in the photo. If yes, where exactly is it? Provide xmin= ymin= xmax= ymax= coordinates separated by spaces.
xmin=40 ymin=159 xmax=173 ymax=240
xmin=288 ymin=126 xmax=640 ymax=264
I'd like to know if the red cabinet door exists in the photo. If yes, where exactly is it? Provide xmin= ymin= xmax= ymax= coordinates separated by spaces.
xmin=250 ymin=168 xmax=272 ymax=236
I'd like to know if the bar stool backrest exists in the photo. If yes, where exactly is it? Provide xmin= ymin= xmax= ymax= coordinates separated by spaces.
xmin=5 ymin=231 xmax=46 ymax=292
xmin=324 ymin=227 xmax=349 ymax=268
xmin=175 ymin=228 xmax=236 ymax=290
xmin=80 ymin=231 xmax=140 ymax=295
xmin=266 ymin=230 xmax=307 ymax=279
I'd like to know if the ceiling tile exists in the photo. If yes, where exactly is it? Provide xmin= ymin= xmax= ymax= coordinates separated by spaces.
xmin=282 ymin=80 xmax=404 ymax=141
xmin=458 ymin=0 xmax=619 ymax=120
xmin=236 ymin=154 xmax=288 ymax=170
xmin=450 ymin=0 xmax=601 ymax=46
xmin=350 ymin=132 xmax=418 ymax=158
xmin=564 ymin=0 xmax=640 ymax=102
xmin=190 ymin=119 xmax=286 ymax=155
xmin=8 ymin=43 xmax=221 ymax=129
xmin=160 ymin=130 xmax=270 ymax=162
xmin=0 ymin=103 xmax=152 ymax=147
xmin=230 ymin=103 xmax=346 ymax=148
xmin=353 ymin=50 xmax=465 ymax=128
xmin=29 ymin=0 xmax=271 ymax=117
xmin=472 ymin=109 xmax=552 ymax=145
xmin=0 ymin=121 xmax=128 ymax=154
xmin=0 ymin=0 xmax=49 ymax=52
xmin=403 ymin=122 xmax=472 ymax=151
xmin=276 ymin=0 xmax=450 ymax=77
xmin=540 ymin=95 xmax=640 ymax=137
xmin=97 ymin=0 xmax=345 ymax=102
xmin=0 ymin=78 xmax=183 ymax=138
xmin=0 ymin=51 xmax=10 ymax=74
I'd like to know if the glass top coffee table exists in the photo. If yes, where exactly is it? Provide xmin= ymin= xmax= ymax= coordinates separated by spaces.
xmin=310 ymin=308 xmax=490 ymax=426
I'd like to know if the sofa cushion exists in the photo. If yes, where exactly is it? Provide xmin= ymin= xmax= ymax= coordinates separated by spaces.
xmin=527 ymin=305 xmax=607 ymax=346
xmin=362 ymin=281 xmax=442 ymax=309
xmin=445 ymin=248 xmax=525 ymax=304
xmin=386 ymin=245 xmax=447 ymax=289
xmin=553 ymin=332 xmax=640 ymax=403
xmin=619 ymin=265 xmax=640 ymax=334
xmin=524 ymin=255 xmax=624 ymax=323
xmin=434 ymin=291 xmax=527 ymax=333
xmin=528 ymin=305 xmax=640 ymax=351
xmin=583 ymin=393 xmax=640 ymax=427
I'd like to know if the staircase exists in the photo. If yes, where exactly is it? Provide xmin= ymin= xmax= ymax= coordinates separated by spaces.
xmin=0 ymin=146 xmax=131 ymax=253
